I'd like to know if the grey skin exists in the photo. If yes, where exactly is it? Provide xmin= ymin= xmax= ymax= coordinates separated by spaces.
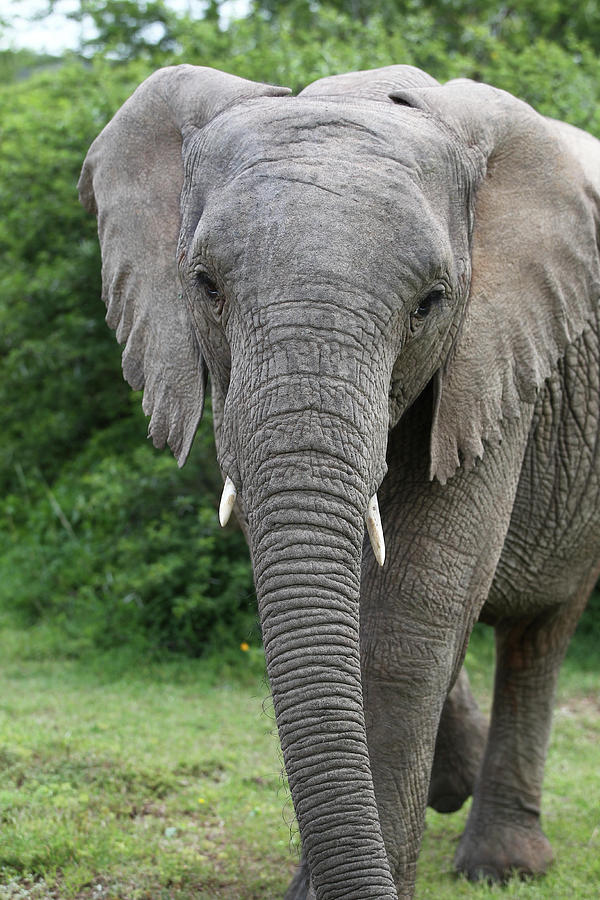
xmin=79 ymin=64 xmax=600 ymax=900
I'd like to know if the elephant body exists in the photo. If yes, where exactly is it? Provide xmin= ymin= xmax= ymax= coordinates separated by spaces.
xmin=79 ymin=64 xmax=600 ymax=899
xmin=358 ymin=352 xmax=600 ymax=892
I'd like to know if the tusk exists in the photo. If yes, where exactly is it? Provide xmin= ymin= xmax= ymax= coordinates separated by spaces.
xmin=219 ymin=476 xmax=237 ymax=527
xmin=365 ymin=493 xmax=385 ymax=567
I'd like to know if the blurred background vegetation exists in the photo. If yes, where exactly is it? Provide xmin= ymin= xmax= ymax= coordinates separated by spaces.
xmin=1 ymin=0 xmax=599 ymax=661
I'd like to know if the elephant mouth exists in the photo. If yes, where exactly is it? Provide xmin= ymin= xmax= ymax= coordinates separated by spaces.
xmin=218 ymin=472 xmax=386 ymax=567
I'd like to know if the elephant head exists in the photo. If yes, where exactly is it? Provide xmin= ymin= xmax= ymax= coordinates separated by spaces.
xmin=79 ymin=64 xmax=599 ymax=898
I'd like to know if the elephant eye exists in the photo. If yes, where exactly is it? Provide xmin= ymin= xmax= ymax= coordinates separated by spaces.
xmin=412 ymin=288 xmax=445 ymax=325
xmin=196 ymin=270 xmax=219 ymax=297
xmin=196 ymin=270 xmax=225 ymax=316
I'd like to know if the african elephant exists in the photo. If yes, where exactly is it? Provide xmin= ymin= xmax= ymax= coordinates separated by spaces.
xmin=79 ymin=63 xmax=600 ymax=899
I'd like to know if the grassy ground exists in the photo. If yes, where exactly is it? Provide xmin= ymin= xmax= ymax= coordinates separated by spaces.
xmin=0 ymin=621 xmax=597 ymax=899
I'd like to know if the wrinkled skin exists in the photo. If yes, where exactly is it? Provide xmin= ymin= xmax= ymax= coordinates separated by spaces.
xmin=79 ymin=65 xmax=600 ymax=899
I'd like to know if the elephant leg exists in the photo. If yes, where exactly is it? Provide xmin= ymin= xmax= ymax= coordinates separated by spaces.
xmin=358 ymin=506 xmax=515 ymax=895
xmin=428 ymin=667 xmax=488 ymax=813
xmin=360 ymin=615 xmax=455 ymax=897
xmin=355 ymin=397 xmax=534 ymax=898
xmin=284 ymin=668 xmax=488 ymax=900
xmin=455 ymin=575 xmax=595 ymax=882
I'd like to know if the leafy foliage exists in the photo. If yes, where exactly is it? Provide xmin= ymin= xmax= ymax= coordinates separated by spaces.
xmin=0 ymin=58 xmax=254 ymax=655
xmin=253 ymin=0 xmax=600 ymax=56
xmin=0 ymin=416 xmax=255 ymax=656
xmin=0 ymin=0 xmax=599 ymax=655
xmin=68 ymin=0 xmax=183 ymax=60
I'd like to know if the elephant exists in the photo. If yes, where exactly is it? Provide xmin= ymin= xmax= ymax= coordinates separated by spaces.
xmin=78 ymin=63 xmax=600 ymax=900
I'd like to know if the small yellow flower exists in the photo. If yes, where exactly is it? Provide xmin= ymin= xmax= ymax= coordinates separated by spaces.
xmin=198 ymin=797 xmax=206 ymax=804
xmin=240 ymin=642 xmax=250 ymax=652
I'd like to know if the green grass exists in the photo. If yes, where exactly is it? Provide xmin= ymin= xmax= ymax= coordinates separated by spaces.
xmin=0 ymin=621 xmax=295 ymax=899
xmin=0 ymin=620 xmax=597 ymax=899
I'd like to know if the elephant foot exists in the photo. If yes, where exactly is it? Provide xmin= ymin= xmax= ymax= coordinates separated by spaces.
xmin=454 ymin=819 xmax=554 ymax=883
xmin=428 ymin=762 xmax=479 ymax=814
xmin=284 ymin=854 xmax=315 ymax=900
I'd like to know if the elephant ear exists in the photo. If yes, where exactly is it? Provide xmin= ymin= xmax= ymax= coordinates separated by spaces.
xmin=390 ymin=80 xmax=600 ymax=484
xmin=79 ymin=65 xmax=290 ymax=466
xmin=299 ymin=63 xmax=438 ymax=102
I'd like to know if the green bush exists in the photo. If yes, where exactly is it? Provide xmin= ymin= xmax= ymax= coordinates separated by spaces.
xmin=0 ymin=405 xmax=255 ymax=656
xmin=0 ymin=56 xmax=258 ymax=657
xmin=573 ymin=590 xmax=600 ymax=650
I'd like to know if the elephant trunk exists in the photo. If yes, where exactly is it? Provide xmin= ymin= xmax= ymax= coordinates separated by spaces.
xmin=251 ymin=473 xmax=394 ymax=897
xmin=225 ymin=351 xmax=397 ymax=897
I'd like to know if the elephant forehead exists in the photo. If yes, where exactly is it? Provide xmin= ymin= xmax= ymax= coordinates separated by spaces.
xmin=185 ymin=97 xmax=469 ymax=284
xmin=212 ymin=170 xmax=451 ymax=285
xmin=199 ymin=95 xmax=462 ymax=184
xmin=196 ymin=164 xmax=457 ymax=307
